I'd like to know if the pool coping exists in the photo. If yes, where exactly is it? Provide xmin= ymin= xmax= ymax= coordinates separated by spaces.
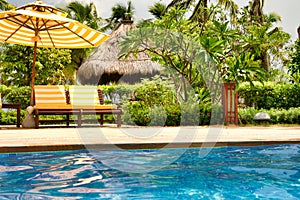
xmin=0 ymin=126 xmax=299 ymax=152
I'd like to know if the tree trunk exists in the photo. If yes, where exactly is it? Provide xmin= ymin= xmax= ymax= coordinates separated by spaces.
xmin=203 ymin=0 xmax=208 ymax=22
xmin=251 ymin=0 xmax=264 ymax=23
xmin=261 ymin=50 xmax=269 ymax=71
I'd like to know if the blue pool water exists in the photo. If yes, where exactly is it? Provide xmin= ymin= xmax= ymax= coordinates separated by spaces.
xmin=0 ymin=144 xmax=299 ymax=199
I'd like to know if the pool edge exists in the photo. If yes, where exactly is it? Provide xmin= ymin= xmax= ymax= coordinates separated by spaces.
xmin=1 ymin=141 xmax=299 ymax=153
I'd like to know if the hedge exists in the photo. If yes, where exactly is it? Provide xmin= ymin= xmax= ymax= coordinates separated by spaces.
xmin=118 ymin=77 xmax=212 ymax=126
xmin=239 ymin=107 xmax=300 ymax=125
xmin=0 ymin=110 xmax=26 ymax=125
xmin=238 ymin=82 xmax=300 ymax=110
xmin=4 ymin=81 xmax=299 ymax=126
xmin=0 ymin=85 xmax=31 ymax=109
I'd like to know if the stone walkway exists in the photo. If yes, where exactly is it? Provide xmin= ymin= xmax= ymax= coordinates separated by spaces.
xmin=0 ymin=125 xmax=299 ymax=152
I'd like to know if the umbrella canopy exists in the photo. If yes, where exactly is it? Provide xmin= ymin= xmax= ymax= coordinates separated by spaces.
xmin=77 ymin=20 xmax=161 ymax=85
xmin=0 ymin=1 xmax=109 ymax=105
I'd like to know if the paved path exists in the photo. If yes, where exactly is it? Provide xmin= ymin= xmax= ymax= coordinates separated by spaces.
xmin=0 ymin=125 xmax=299 ymax=152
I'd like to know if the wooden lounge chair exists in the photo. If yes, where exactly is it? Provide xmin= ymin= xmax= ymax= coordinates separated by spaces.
xmin=68 ymin=85 xmax=122 ymax=127
xmin=34 ymin=85 xmax=122 ymax=128
xmin=34 ymin=85 xmax=75 ymax=128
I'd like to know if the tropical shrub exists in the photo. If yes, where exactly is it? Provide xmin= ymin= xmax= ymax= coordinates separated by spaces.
xmin=99 ymin=84 xmax=135 ymax=104
xmin=238 ymin=107 xmax=259 ymax=124
xmin=120 ymin=76 xmax=213 ymax=126
xmin=0 ymin=44 xmax=71 ymax=86
xmin=238 ymin=82 xmax=300 ymax=109
xmin=149 ymin=105 xmax=168 ymax=126
xmin=0 ymin=86 xmax=30 ymax=109
xmin=120 ymin=77 xmax=177 ymax=126
xmin=238 ymin=107 xmax=300 ymax=125
xmin=122 ymin=101 xmax=150 ymax=126
xmin=164 ymin=104 xmax=181 ymax=126
xmin=288 ymin=40 xmax=300 ymax=83
xmin=5 ymin=86 xmax=31 ymax=109
xmin=0 ymin=85 xmax=11 ymax=98
xmin=0 ymin=110 xmax=26 ymax=125
xmin=180 ymin=102 xmax=199 ymax=126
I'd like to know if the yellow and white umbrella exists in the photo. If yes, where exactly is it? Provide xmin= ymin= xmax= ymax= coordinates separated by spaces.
xmin=0 ymin=1 xmax=109 ymax=105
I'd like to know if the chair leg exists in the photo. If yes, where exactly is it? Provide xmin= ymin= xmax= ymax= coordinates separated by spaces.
xmin=78 ymin=110 xmax=82 ymax=127
xmin=117 ymin=113 xmax=121 ymax=128
xmin=16 ymin=105 xmax=21 ymax=127
xmin=100 ymin=114 xmax=104 ymax=125
xmin=35 ymin=111 xmax=39 ymax=128
xmin=66 ymin=114 xmax=70 ymax=126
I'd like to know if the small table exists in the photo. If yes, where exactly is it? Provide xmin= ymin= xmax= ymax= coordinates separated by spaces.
xmin=2 ymin=103 xmax=21 ymax=127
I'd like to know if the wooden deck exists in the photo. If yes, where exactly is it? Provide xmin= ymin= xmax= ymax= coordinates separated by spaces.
xmin=0 ymin=126 xmax=299 ymax=152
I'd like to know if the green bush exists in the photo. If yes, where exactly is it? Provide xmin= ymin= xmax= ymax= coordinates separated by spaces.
xmin=5 ymin=86 xmax=31 ymax=109
xmin=238 ymin=82 xmax=300 ymax=109
xmin=238 ymin=107 xmax=259 ymax=124
xmin=0 ymin=85 xmax=11 ymax=98
xmin=99 ymin=84 xmax=135 ymax=104
xmin=209 ymin=104 xmax=224 ymax=125
xmin=119 ymin=77 xmax=215 ymax=126
xmin=121 ymin=102 xmax=135 ymax=125
xmin=165 ymin=104 xmax=181 ymax=126
xmin=120 ymin=77 xmax=180 ymax=126
xmin=0 ymin=86 xmax=30 ymax=125
xmin=238 ymin=107 xmax=300 ymax=125
xmin=0 ymin=110 xmax=26 ymax=125
xmin=122 ymin=100 xmax=214 ymax=126
xmin=149 ymin=105 xmax=168 ymax=126
xmin=126 ymin=101 xmax=151 ymax=126
xmin=181 ymin=102 xmax=199 ymax=126
xmin=122 ymin=102 xmax=182 ymax=126
xmin=198 ymin=104 xmax=210 ymax=125
xmin=133 ymin=77 xmax=176 ymax=106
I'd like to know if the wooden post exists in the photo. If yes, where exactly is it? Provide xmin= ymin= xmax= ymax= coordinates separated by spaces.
xmin=223 ymin=82 xmax=238 ymax=124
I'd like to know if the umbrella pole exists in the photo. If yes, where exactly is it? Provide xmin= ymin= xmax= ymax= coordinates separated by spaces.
xmin=30 ymin=41 xmax=37 ymax=106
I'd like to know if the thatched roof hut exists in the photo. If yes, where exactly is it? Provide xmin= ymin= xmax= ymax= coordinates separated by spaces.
xmin=77 ymin=20 xmax=161 ymax=85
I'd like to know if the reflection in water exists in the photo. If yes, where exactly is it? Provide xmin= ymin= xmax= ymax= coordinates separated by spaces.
xmin=254 ymin=185 xmax=299 ymax=200
xmin=231 ymin=166 xmax=298 ymax=179
xmin=73 ymin=174 xmax=103 ymax=186
xmin=31 ymin=165 xmax=94 ymax=181
xmin=0 ymin=165 xmax=32 ymax=172
xmin=0 ymin=144 xmax=299 ymax=199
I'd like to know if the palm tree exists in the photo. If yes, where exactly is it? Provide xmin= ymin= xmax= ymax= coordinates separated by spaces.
xmin=149 ymin=2 xmax=167 ymax=19
xmin=167 ymin=0 xmax=210 ymax=23
xmin=167 ymin=0 xmax=273 ymax=71
xmin=112 ymin=1 xmax=133 ymax=21
xmin=0 ymin=0 xmax=7 ymax=10
xmin=65 ymin=1 xmax=104 ymax=30
xmin=166 ymin=0 xmax=238 ymax=23
xmin=0 ymin=0 xmax=13 ymax=11
xmin=103 ymin=1 xmax=134 ymax=31
xmin=248 ymin=0 xmax=271 ymax=71
xmin=250 ymin=0 xmax=264 ymax=24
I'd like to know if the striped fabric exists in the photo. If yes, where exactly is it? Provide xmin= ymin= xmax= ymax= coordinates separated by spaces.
xmin=34 ymin=85 xmax=71 ymax=109
xmin=0 ymin=1 xmax=109 ymax=48
xmin=69 ymin=85 xmax=117 ymax=109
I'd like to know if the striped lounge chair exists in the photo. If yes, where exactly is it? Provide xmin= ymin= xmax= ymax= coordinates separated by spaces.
xmin=34 ymin=85 xmax=122 ymax=128
xmin=68 ymin=85 xmax=122 ymax=127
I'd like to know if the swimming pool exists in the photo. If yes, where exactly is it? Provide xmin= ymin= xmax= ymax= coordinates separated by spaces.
xmin=0 ymin=144 xmax=299 ymax=199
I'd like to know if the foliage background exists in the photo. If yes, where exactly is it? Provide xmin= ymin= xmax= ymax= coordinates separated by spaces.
xmin=238 ymin=82 xmax=300 ymax=109
xmin=0 ymin=44 xmax=72 ymax=86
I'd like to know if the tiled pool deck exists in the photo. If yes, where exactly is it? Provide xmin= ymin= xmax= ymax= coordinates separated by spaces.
xmin=0 ymin=125 xmax=299 ymax=152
